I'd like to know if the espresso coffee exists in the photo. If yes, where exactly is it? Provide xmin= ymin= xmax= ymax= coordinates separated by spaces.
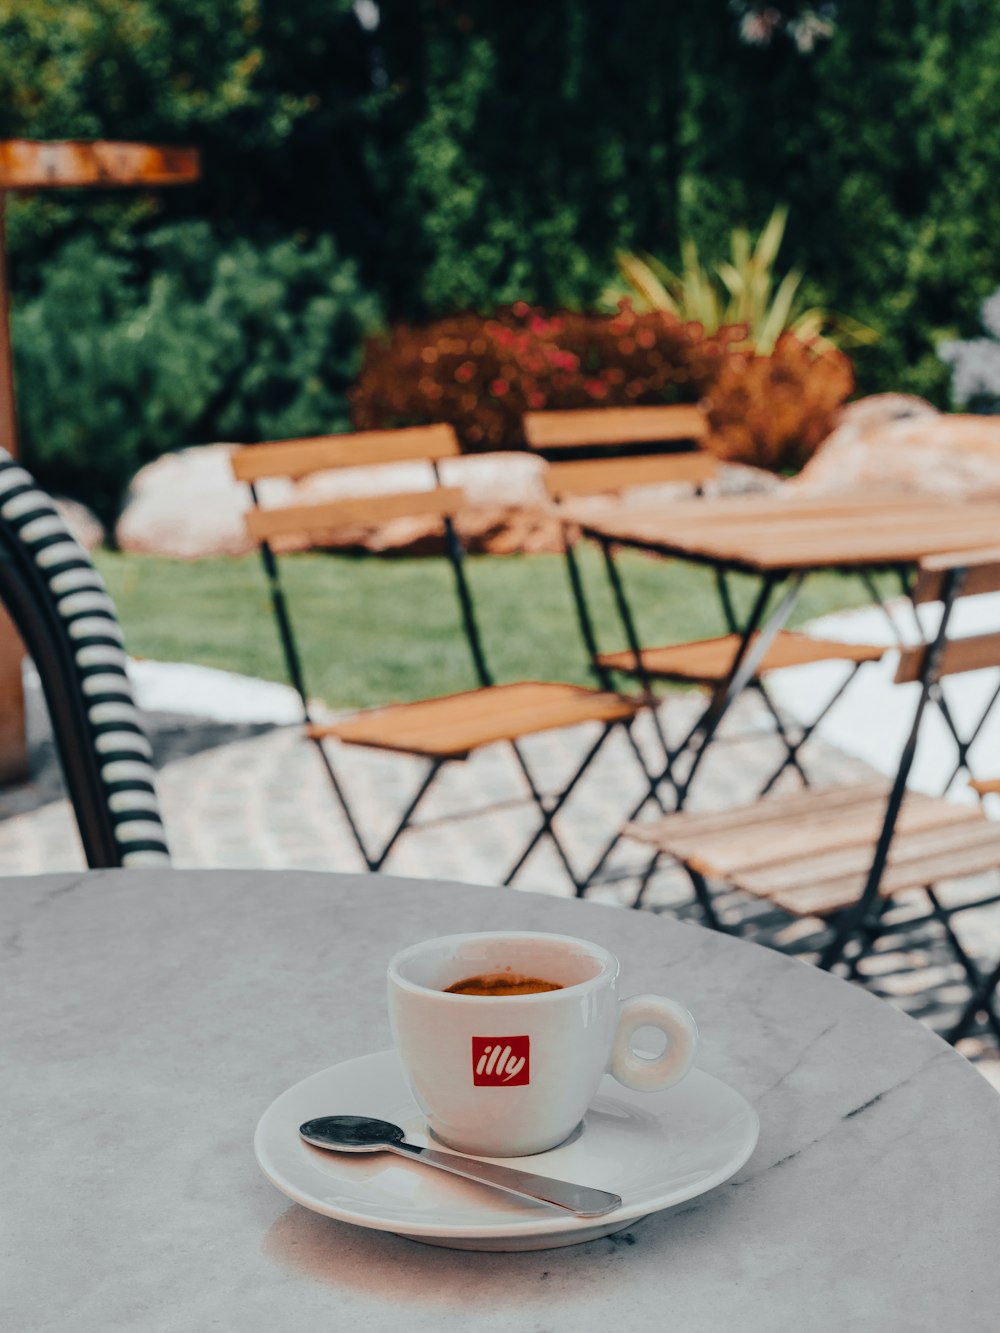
xmin=444 ymin=972 xmax=563 ymax=997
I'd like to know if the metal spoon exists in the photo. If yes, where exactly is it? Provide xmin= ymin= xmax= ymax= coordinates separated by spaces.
xmin=299 ymin=1115 xmax=621 ymax=1218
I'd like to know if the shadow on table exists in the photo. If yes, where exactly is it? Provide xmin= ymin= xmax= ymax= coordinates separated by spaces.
xmin=262 ymin=1198 xmax=712 ymax=1304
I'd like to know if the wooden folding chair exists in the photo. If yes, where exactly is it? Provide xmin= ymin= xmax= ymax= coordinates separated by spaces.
xmin=625 ymin=548 xmax=1000 ymax=1043
xmin=525 ymin=404 xmax=886 ymax=811
xmin=231 ymin=425 xmax=646 ymax=891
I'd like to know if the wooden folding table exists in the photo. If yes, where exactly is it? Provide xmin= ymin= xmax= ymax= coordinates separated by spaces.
xmin=568 ymin=491 xmax=1000 ymax=809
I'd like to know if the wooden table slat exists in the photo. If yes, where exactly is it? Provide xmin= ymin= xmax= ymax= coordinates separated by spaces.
xmin=571 ymin=493 xmax=1000 ymax=571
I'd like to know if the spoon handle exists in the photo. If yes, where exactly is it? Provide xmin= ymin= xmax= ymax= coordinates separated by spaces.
xmin=389 ymin=1141 xmax=621 ymax=1217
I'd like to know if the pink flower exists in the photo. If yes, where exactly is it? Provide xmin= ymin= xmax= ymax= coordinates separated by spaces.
xmin=490 ymin=378 xmax=510 ymax=397
xmin=550 ymin=350 xmax=579 ymax=373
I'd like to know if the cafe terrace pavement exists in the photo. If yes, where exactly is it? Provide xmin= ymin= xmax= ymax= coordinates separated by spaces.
xmin=4 ymin=598 xmax=1000 ymax=1092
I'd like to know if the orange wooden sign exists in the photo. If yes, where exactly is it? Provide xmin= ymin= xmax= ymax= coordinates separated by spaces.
xmin=0 ymin=140 xmax=200 ymax=190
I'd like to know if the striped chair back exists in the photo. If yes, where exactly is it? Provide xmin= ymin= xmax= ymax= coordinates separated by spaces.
xmin=0 ymin=450 xmax=169 ymax=867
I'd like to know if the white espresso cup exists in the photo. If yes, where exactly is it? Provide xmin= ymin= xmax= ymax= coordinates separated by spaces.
xmin=387 ymin=930 xmax=698 ymax=1157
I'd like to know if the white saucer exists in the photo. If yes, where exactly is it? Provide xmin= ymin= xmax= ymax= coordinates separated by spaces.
xmin=254 ymin=1051 xmax=759 ymax=1251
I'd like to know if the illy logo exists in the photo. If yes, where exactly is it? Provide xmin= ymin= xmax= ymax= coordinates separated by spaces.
xmin=472 ymin=1035 xmax=529 ymax=1086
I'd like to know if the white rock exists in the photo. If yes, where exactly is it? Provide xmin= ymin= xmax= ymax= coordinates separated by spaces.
xmin=115 ymin=444 xmax=293 ymax=558
xmin=789 ymin=393 xmax=1000 ymax=498
xmin=126 ymin=658 xmax=303 ymax=724
xmin=54 ymin=498 xmax=104 ymax=551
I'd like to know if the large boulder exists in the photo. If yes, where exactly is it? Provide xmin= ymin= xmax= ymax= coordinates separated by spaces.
xmin=789 ymin=394 xmax=1000 ymax=497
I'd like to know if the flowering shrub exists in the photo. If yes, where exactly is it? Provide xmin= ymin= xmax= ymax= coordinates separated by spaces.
xmin=702 ymin=333 xmax=855 ymax=473
xmin=350 ymin=302 xmax=741 ymax=450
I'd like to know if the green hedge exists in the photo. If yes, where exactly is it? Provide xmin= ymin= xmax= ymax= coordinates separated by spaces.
xmin=13 ymin=225 xmax=380 ymax=525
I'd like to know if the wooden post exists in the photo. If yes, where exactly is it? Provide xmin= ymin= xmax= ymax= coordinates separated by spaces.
xmin=0 ymin=141 xmax=199 ymax=785
xmin=0 ymin=191 xmax=16 ymax=455
xmin=0 ymin=189 xmax=27 ymax=780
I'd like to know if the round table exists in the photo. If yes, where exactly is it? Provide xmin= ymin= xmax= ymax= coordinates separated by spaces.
xmin=4 ymin=869 xmax=999 ymax=1332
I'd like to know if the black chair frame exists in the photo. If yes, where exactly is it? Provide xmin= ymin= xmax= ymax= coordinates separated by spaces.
xmin=0 ymin=451 xmax=169 ymax=868
xmin=247 ymin=462 xmax=652 ymax=894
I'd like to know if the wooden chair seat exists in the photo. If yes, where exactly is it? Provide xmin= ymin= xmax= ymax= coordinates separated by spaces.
xmin=596 ymin=631 xmax=884 ymax=684
xmin=627 ymin=781 xmax=1000 ymax=918
xmin=308 ymin=681 xmax=640 ymax=759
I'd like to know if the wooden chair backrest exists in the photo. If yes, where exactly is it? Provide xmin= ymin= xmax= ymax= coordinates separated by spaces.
xmin=232 ymin=425 xmax=464 ymax=545
xmin=545 ymin=452 xmax=718 ymax=499
xmin=895 ymin=632 xmax=1000 ymax=684
xmin=912 ymin=548 xmax=1000 ymax=605
xmin=523 ymin=405 xmax=707 ymax=450
xmin=896 ymin=550 xmax=1000 ymax=684
xmin=231 ymin=424 xmax=459 ymax=481
xmin=525 ymin=405 xmax=715 ymax=500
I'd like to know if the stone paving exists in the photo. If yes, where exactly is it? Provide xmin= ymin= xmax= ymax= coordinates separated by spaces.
xmin=3 ymin=677 xmax=999 ymax=1090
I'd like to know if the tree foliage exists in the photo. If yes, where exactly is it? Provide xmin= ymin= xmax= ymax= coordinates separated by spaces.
xmin=5 ymin=0 xmax=1000 ymax=510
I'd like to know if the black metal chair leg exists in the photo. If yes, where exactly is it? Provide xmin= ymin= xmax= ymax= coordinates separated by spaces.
xmin=636 ymin=852 xmax=724 ymax=930
xmin=818 ymin=912 xmax=861 ymax=971
xmin=673 ymin=573 xmax=805 ymax=809
xmin=752 ymin=682 xmax=811 ymax=789
xmin=502 ymin=725 xmax=619 ymax=891
xmin=312 ymin=735 xmax=443 ymax=872
xmin=754 ymin=661 xmax=865 ymax=799
xmin=947 ymin=952 xmax=1000 ymax=1045
xmin=925 ymin=890 xmax=1000 ymax=1046
xmin=632 ymin=851 xmax=663 ymax=910
xmin=686 ymin=866 xmax=724 ymax=931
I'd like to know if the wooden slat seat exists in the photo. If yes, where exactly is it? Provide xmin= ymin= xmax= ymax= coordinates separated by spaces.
xmin=308 ymin=682 xmax=640 ymax=759
xmin=626 ymin=783 xmax=1000 ymax=919
xmin=597 ymin=630 xmax=885 ymax=683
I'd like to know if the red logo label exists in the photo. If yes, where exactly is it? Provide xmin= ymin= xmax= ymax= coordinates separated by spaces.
xmin=472 ymin=1035 xmax=530 ymax=1086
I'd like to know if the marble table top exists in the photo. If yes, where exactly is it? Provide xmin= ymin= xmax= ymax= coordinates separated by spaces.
xmin=4 ymin=868 xmax=999 ymax=1333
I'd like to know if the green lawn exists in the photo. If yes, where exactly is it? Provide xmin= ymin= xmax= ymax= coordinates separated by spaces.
xmin=94 ymin=549 xmax=891 ymax=711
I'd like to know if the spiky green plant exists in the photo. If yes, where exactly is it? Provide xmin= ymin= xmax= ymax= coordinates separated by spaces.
xmin=616 ymin=206 xmax=873 ymax=354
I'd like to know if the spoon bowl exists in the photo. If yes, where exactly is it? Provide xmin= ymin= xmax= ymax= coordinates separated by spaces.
xmin=300 ymin=1116 xmax=406 ymax=1152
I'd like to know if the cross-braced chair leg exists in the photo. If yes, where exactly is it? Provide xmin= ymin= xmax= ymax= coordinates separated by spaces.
xmin=502 ymin=720 xmax=647 ymax=894
xmin=949 ymin=952 xmax=1000 ymax=1044
xmin=753 ymin=663 xmax=865 ymax=799
xmin=920 ymin=887 xmax=1000 ymax=1045
xmin=311 ymin=733 xmax=445 ymax=872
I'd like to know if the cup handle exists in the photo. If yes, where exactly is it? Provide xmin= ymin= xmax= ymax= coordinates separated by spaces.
xmin=610 ymin=994 xmax=698 ymax=1092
